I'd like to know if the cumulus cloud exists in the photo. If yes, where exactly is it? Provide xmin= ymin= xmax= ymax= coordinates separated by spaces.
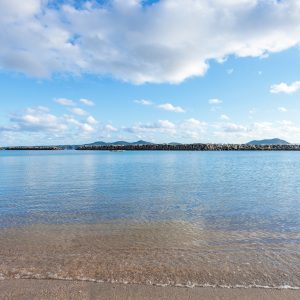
xmin=213 ymin=120 xmax=300 ymax=143
xmin=134 ymin=99 xmax=153 ymax=106
xmin=220 ymin=114 xmax=230 ymax=121
xmin=69 ymin=107 xmax=88 ymax=116
xmin=78 ymin=123 xmax=94 ymax=133
xmin=219 ymin=122 xmax=248 ymax=133
xmin=278 ymin=107 xmax=288 ymax=112
xmin=0 ymin=106 xmax=101 ymax=143
xmin=157 ymin=103 xmax=185 ymax=113
xmin=80 ymin=98 xmax=95 ymax=106
xmin=8 ymin=107 xmax=67 ymax=133
xmin=56 ymin=98 xmax=94 ymax=108
xmin=209 ymin=98 xmax=222 ymax=105
xmin=124 ymin=118 xmax=208 ymax=140
xmin=158 ymin=120 xmax=177 ymax=130
xmin=270 ymin=81 xmax=300 ymax=94
xmin=2 ymin=0 xmax=300 ymax=83
xmin=4 ymin=106 xmax=300 ymax=144
xmin=55 ymin=98 xmax=75 ymax=106
xmin=0 ymin=106 xmax=116 ymax=145
xmin=124 ymin=120 xmax=176 ymax=135
xmin=181 ymin=118 xmax=206 ymax=130
xmin=180 ymin=118 xmax=207 ymax=139
xmin=135 ymin=99 xmax=185 ymax=113
xmin=86 ymin=116 xmax=98 ymax=125
xmin=64 ymin=115 xmax=95 ymax=133
xmin=105 ymin=124 xmax=118 ymax=132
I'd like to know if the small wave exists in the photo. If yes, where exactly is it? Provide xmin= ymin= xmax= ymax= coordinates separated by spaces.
xmin=1 ymin=272 xmax=299 ymax=290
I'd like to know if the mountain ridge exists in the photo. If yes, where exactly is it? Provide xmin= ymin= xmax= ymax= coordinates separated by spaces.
xmin=247 ymin=138 xmax=289 ymax=145
xmin=85 ymin=140 xmax=153 ymax=146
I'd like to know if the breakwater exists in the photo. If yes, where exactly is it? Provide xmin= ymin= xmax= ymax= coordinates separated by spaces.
xmin=2 ymin=144 xmax=300 ymax=151
xmin=78 ymin=143 xmax=300 ymax=151
xmin=0 ymin=146 xmax=64 ymax=150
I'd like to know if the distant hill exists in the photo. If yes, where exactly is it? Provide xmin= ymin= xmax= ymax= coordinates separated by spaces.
xmin=130 ymin=140 xmax=153 ymax=145
xmin=85 ymin=141 xmax=107 ymax=146
xmin=85 ymin=140 xmax=153 ymax=146
xmin=247 ymin=138 xmax=289 ymax=145
xmin=111 ymin=141 xmax=131 ymax=145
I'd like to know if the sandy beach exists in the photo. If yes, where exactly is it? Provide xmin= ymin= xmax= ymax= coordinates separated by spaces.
xmin=0 ymin=279 xmax=299 ymax=300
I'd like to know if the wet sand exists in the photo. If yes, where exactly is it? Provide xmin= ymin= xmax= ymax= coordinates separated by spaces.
xmin=1 ymin=279 xmax=300 ymax=300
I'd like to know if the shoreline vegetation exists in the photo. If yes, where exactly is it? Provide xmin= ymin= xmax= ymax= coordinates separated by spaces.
xmin=2 ymin=143 xmax=300 ymax=151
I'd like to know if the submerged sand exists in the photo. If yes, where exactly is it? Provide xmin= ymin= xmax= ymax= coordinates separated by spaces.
xmin=0 ymin=221 xmax=299 ymax=289
xmin=1 ymin=279 xmax=300 ymax=300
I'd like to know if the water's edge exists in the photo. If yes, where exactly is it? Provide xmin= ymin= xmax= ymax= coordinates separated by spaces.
xmin=0 ymin=275 xmax=299 ymax=290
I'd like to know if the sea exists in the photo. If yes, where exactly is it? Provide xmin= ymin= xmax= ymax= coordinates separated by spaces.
xmin=0 ymin=150 xmax=299 ymax=289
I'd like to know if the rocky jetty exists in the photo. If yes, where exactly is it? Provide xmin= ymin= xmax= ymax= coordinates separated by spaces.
xmin=2 ymin=146 xmax=64 ymax=150
xmin=3 ymin=143 xmax=300 ymax=151
xmin=78 ymin=143 xmax=300 ymax=151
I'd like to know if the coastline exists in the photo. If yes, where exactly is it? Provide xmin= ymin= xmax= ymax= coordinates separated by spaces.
xmin=1 ymin=279 xmax=300 ymax=300
xmin=2 ymin=143 xmax=300 ymax=151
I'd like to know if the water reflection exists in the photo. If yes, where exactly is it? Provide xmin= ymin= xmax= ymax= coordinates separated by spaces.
xmin=0 ymin=151 xmax=300 ymax=232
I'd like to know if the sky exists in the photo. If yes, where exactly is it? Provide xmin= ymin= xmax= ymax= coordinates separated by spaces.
xmin=1 ymin=0 xmax=300 ymax=146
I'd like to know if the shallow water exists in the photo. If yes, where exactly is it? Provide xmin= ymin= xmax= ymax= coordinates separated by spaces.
xmin=0 ymin=151 xmax=300 ymax=288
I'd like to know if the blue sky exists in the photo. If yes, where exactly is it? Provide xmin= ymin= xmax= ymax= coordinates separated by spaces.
xmin=1 ymin=0 xmax=300 ymax=145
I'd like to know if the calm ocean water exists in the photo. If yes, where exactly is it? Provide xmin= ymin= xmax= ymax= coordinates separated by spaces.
xmin=0 ymin=150 xmax=299 ymax=288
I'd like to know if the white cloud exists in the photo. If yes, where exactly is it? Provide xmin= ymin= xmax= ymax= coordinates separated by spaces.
xmin=157 ymin=103 xmax=185 ymax=113
xmin=209 ymin=98 xmax=222 ymax=105
xmin=8 ymin=107 xmax=67 ymax=133
xmin=181 ymin=118 xmax=206 ymax=130
xmin=4 ymin=105 xmax=300 ymax=144
xmin=124 ymin=118 xmax=208 ymax=140
xmin=180 ymin=118 xmax=207 ymax=139
xmin=55 ymin=98 xmax=75 ymax=106
xmin=0 ymin=107 xmax=125 ymax=144
xmin=219 ymin=122 xmax=248 ymax=133
xmin=80 ymin=98 xmax=95 ymax=106
xmin=135 ymin=100 xmax=185 ymax=113
xmin=69 ymin=107 xmax=88 ymax=116
xmin=79 ymin=123 xmax=94 ymax=133
xmin=134 ymin=99 xmax=153 ymax=106
xmin=270 ymin=81 xmax=300 ymax=94
xmin=212 ymin=120 xmax=300 ymax=143
xmin=35 ymin=106 xmax=49 ymax=112
xmin=86 ymin=116 xmax=98 ymax=125
xmin=220 ymin=114 xmax=230 ymax=121
xmin=2 ymin=1 xmax=300 ymax=83
xmin=105 ymin=124 xmax=118 ymax=132
xmin=278 ymin=107 xmax=288 ymax=112
xmin=0 ymin=106 xmax=103 ymax=144
xmin=125 ymin=120 xmax=176 ymax=135
xmin=252 ymin=121 xmax=273 ymax=132
xmin=65 ymin=115 xmax=95 ymax=133
xmin=158 ymin=120 xmax=177 ymax=130
xmin=95 ymin=123 xmax=119 ymax=139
